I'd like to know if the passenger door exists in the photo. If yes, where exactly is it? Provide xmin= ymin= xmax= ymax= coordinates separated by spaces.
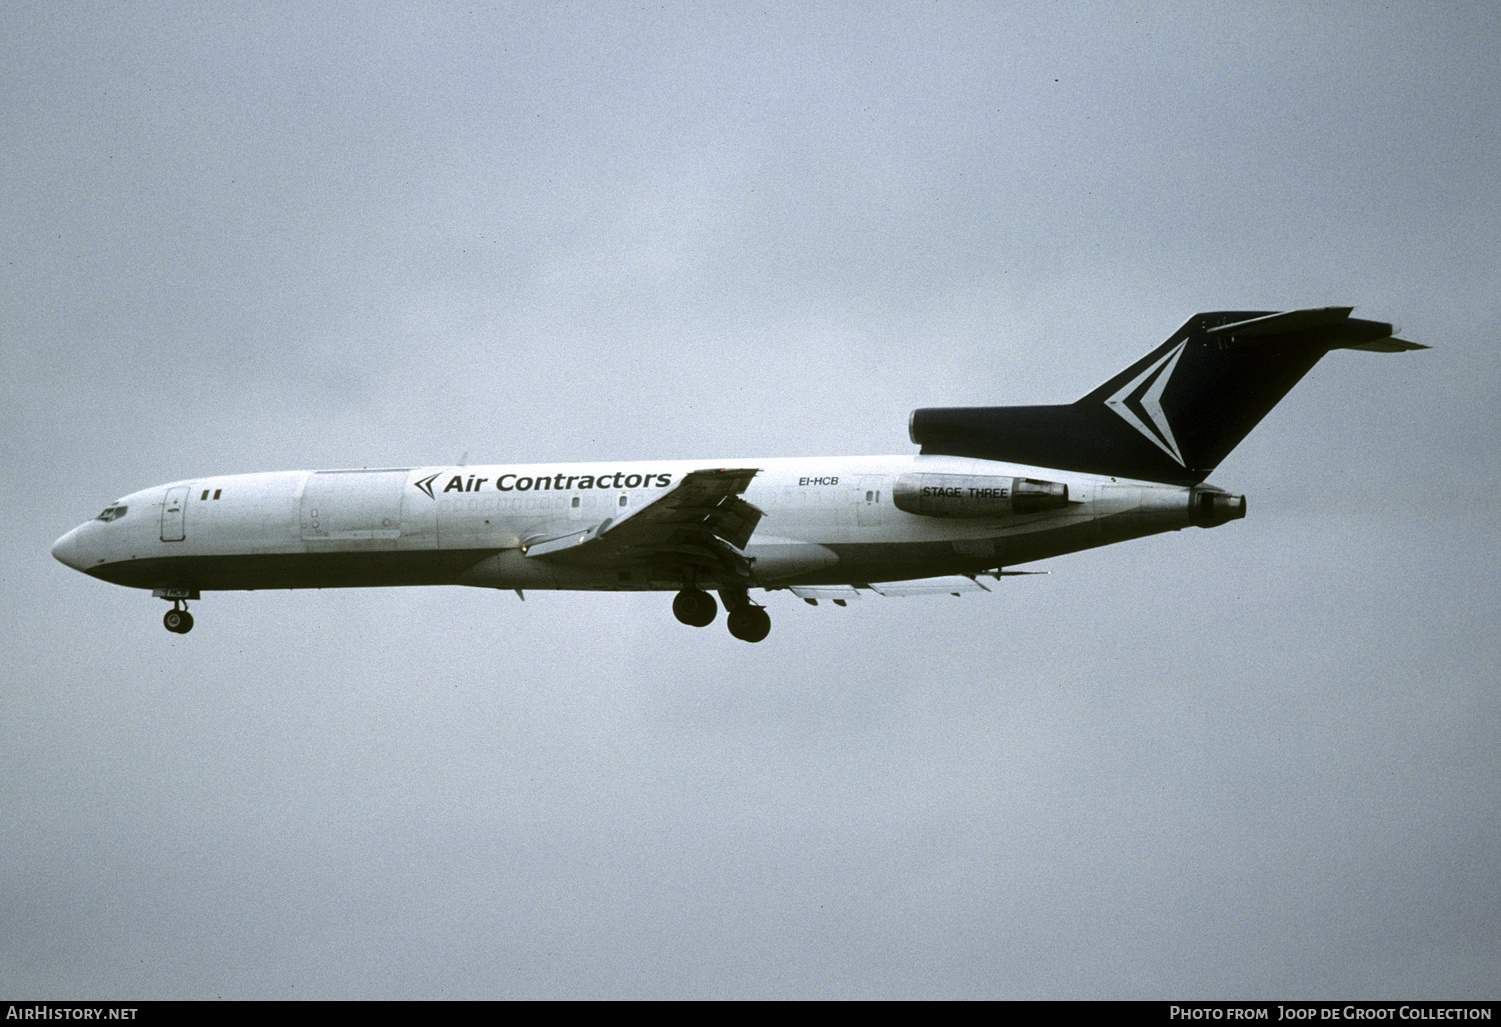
xmin=160 ymin=485 xmax=189 ymax=542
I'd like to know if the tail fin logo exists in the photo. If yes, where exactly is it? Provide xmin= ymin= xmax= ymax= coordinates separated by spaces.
xmin=1104 ymin=341 xmax=1188 ymax=466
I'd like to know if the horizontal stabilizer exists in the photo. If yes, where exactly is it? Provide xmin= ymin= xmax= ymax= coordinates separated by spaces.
xmin=1207 ymin=307 xmax=1425 ymax=352
xmin=1342 ymin=337 xmax=1428 ymax=353
xmin=1205 ymin=306 xmax=1356 ymax=337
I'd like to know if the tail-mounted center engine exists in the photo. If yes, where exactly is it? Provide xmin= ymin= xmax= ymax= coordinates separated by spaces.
xmin=892 ymin=474 xmax=1070 ymax=519
xmin=1189 ymin=486 xmax=1247 ymax=527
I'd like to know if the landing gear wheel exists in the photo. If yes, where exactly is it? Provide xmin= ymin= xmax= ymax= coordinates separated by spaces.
xmin=673 ymin=588 xmax=717 ymax=627
xmin=726 ymin=605 xmax=771 ymax=643
xmin=163 ymin=608 xmax=194 ymax=634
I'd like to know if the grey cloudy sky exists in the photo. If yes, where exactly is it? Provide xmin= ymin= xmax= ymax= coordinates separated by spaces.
xmin=4 ymin=1 xmax=1499 ymax=999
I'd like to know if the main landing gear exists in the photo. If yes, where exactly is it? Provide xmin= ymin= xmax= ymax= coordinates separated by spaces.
xmin=672 ymin=588 xmax=717 ymax=627
xmin=725 ymin=603 xmax=771 ymax=644
xmin=163 ymin=601 xmax=194 ymax=634
xmin=672 ymin=587 xmax=771 ymax=643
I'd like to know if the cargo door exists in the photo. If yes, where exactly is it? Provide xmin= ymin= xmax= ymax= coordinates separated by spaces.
xmin=300 ymin=469 xmax=408 ymax=541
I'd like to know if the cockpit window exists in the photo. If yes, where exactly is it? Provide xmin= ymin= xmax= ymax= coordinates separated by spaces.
xmin=95 ymin=505 xmax=128 ymax=522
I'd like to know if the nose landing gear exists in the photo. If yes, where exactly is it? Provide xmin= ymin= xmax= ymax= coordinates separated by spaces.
xmin=153 ymin=588 xmax=199 ymax=634
xmin=163 ymin=602 xmax=194 ymax=634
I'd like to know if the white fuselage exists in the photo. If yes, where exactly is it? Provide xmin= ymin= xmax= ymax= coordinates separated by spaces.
xmin=51 ymin=453 xmax=1221 ymax=597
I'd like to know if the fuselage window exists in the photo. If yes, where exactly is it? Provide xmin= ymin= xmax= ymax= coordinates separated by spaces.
xmin=95 ymin=505 xmax=128 ymax=522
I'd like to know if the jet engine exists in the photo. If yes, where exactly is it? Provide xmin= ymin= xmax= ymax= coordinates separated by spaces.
xmin=892 ymin=474 xmax=1069 ymax=518
xmin=1189 ymin=486 xmax=1247 ymax=527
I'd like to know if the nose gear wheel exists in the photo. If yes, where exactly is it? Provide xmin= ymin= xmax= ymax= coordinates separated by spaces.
xmin=163 ymin=601 xmax=194 ymax=634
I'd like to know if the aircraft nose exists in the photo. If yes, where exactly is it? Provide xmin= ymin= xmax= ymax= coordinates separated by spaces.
xmin=51 ymin=523 xmax=92 ymax=571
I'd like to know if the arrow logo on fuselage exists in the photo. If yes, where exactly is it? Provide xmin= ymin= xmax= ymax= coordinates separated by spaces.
xmin=414 ymin=472 xmax=443 ymax=500
xmin=1104 ymin=341 xmax=1188 ymax=466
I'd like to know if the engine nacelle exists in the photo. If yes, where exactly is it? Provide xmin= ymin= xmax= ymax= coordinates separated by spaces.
xmin=1189 ymin=486 xmax=1247 ymax=527
xmin=892 ymin=474 xmax=1069 ymax=519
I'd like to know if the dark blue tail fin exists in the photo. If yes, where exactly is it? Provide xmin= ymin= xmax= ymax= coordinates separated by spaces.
xmin=909 ymin=307 xmax=1424 ymax=485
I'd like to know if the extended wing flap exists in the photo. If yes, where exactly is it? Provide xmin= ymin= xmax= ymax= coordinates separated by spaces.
xmin=869 ymin=575 xmax=996 ymax=597
xmin=790 ymin=572 xmax=1046 ymax=602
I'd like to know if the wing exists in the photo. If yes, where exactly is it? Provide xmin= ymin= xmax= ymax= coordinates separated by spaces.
xmin=521 ymin=467 xmax=763 ymax=583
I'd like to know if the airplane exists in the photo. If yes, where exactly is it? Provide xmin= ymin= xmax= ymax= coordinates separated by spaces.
xmin=51 ymin=307 xmax=1424 ymax=642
